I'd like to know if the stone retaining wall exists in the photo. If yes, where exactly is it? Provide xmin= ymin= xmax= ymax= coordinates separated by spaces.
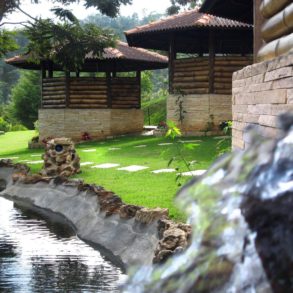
xmin=39 ymin=108 xmax=144 ymax=142
xmin=167 ymin=94 xmax=231 ymax=135
xmin=232 ymin=51 xmax=293 ymax=149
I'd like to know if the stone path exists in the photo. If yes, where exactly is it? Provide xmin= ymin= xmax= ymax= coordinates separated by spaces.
xmin=134 ymin=145 xmax=147 ymax=148
xmin=152 ymin=168 xmax=176 ymax=174
xmin=31 ymin=154 xmax=41 ymax=157
xmin=109 ymin=147 xmax=121 ymax=151
xmin=213 ymin=136 xmax=230 ymax=140
xmin=80 ymin=162 xmax=94 ymax=166
xmin=180 ymin=140 xmax=202 ymax=143
xmin=180 ymin=170 xmax=207 ymax=177
xmin=118 ymin=165 xmax=149 ymax=172
xmin=158 ymin=143 xmax=173 ymax=146
xmin=81 ymin=149 xmax=96 ymax=152
xmin=18 ymin=159 xmax=29 ymax=162
xmin=91 ymin=163 xmax=120 ymax=169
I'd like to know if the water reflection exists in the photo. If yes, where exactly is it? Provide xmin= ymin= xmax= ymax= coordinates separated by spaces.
xmin=0 ymin=197 xmax=125 ymax=292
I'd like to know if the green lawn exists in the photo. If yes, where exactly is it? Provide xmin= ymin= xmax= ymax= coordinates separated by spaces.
xmin=0 ymin=131 xmax=231 ymax=221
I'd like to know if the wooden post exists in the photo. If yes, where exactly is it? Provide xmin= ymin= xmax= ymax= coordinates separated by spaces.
xmin=65 ymin=71 xmax=70 ymax=108
xmin=168 ymin=34 xmax=176 ymax=94
xmin=40 ymin=62 xmax=46 ymax=109
xmin=208 ymin=30 xmax=215 ymax=94
xmin=48 ymin=61 xmax=53 ymax=78
xmin=137 ymin=71 xmax=141 ymax=109
xmin=106 ymin=72 xmax=112 ymax=108
xmin=254 ymin=0 xmax=265 ymax=62
xmin=76 ymin=71 xmax=80 ymax=78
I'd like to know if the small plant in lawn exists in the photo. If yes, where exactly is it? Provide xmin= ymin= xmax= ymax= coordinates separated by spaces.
xmin=165 ymin=120 xmax=198 ymax=187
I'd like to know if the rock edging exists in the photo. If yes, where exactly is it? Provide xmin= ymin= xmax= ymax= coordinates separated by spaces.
xmin=0 ymin=159 xmax=191 ymax=268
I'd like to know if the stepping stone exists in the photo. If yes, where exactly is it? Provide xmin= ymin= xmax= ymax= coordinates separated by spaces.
xmin=158 ymin=143 xmax=173 ymax=146
xmin=31 ymin=154 xmax=41 ymax=157
xmin=0 ymin=157 xmax=19 ymax=160
xmin=27 ymin=160 xmax=43 ymax=164
xmin=91 ymin=163 xmax=120 ymax=169
xmin=109 ymin=147 xmax=121 ymax=151
xmin=134 ymin=145 xmax=147 ymax=148
xmin=152 ymin=168 xmax=176 ymax=174
xmin=180 ymin=140 xmax=202 ymax=143
xmin=118 ymin=165 xmax=149 ymax=172
xmin=99 ymin=142 xmax=106 ymax=144
xmin=180 ymin=170 xmax=207 ymax=177
xmin=213 ymin=136 xmax=230 ymax=140
xmin=81 ymin=149 xmax=96 ymax=152
xmin=80 ymin=162 xmax=94 ymax=166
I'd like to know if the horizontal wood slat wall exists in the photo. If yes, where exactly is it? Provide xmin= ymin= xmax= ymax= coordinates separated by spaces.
xmin=41 ymin=76 xmax=140 ymax=109
xmin=69 ymin=77 xmax=108 ymax=109
xmin=111 ymin=77 xmax=140 ymax=109
xmin=172 ymin=56 xmax=252 ymax=95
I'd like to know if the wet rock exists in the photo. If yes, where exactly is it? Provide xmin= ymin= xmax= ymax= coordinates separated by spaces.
xmin=119 ymin=205 xmax=142 ymax=219
xmin=135 ymin=208 xmax=169 ymax=224
xmin=40 ymin=138 xmax=80 ymax=177
xmin=153 ymin=219 xmax=192 ymax=264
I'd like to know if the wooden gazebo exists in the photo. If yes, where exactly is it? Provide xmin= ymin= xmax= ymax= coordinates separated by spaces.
xmin=6 ymin=42 xmax=168 ymax=141
xmin=125 ymin=9 xmax=253 ymax=135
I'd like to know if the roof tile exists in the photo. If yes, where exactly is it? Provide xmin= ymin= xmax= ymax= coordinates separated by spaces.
xmin=125 ymin=8 xmax=252 ymax=36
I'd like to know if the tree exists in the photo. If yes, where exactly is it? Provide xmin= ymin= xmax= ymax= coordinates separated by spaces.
xmin=24 ymin=17 xmax=117 ymax=71
xmin=167 ymin=0 xmax=202 ymax=15
xmin=9 ymin=71 xmax=41 ymax=129
xmin=0 ymin=0 xmax=133 ymax=58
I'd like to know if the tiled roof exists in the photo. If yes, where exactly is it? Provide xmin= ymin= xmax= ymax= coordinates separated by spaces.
xmin=88 ymin=41 xmax=168 ymax=63
xmin=125 ymin=8 xmax=252 ymax=36
xmin=6 ymin=41 xmax=167 ymax=65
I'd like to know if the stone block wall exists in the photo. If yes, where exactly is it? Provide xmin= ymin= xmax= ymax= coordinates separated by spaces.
xmin=39 ymin=108 xmax=144 ymax=142
xmin=232 ymin=51 xmax=293 ymax=149
xmin=167 ymin=94 xmax=231 ymax=136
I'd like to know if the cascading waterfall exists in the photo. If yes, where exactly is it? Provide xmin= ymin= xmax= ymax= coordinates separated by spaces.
xmin=124 ymin=113 xmax=293 ymax=293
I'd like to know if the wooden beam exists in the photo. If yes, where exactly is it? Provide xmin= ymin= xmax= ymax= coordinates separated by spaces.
xmin=208 ymin=30 xmax=215 ymax=94
xmin=106 ymin=72 xmax=112 ymax=108
xmin=168 ymin=34 xmax=176 ymax=94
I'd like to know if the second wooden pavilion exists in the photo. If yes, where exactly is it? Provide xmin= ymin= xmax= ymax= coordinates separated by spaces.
xmin=126 ymin=9 xmax=253 ymax=135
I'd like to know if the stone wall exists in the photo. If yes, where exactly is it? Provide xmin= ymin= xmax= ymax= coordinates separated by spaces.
xmin=167 ymin=94 xmax=231 ymax=136
xmin=39 ymin=108 xmax=144 ymax=141
xmin=232 ymin=51 xmax=293 ymax=149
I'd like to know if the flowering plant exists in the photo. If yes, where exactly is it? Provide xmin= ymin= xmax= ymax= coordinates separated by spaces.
xmin=82 ymin=132 xmax=91 ymax=141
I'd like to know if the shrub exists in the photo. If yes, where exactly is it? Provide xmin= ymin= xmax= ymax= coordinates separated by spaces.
xmin=0 ymin=117 xmax=11 ymax=132
xmin=10 ymin=124 xmax=28 ymax=131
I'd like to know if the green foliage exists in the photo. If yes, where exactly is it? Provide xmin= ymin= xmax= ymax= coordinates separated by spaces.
xmin=10 ymin=123 xmax=28 ymax=131
xmin=0 ymin=30 xmax=18 ymax=58
xmin=25 ymin=18 xmax=117 ymax=71
xmin=9 ymin=71 xmax=41 ymax=129
xmin=167 ymin=0 xmax=202 ymax=15
xmin=142 ymin=89 xmax=167 ymax=125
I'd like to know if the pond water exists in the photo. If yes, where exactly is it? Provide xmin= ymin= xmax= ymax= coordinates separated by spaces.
xmin=0 ymin=196 xmax=126 ymax=292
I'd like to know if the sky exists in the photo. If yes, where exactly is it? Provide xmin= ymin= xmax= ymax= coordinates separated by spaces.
xmin=3 ymin=0 xmax=171 ymax=28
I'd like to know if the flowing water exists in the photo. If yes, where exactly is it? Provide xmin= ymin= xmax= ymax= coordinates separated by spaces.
xmin=0 ymin=196 xmax=126 ymax=292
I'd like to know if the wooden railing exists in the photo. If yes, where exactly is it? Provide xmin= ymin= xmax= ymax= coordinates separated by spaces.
xmin=42 ymin=76 xmax=140 ymax=109
xmin=172 ymin=56 xmax=252 ymax=95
